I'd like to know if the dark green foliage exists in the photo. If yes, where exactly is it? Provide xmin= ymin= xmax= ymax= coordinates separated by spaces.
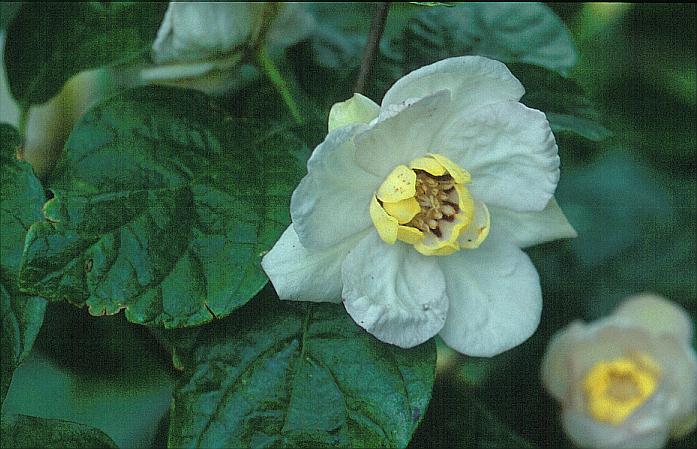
xmin=168 ymin=294 xmax=437 ymax=448
xmin=17 ymin=87 xmax=308 ymax=328
xmin=4 ymin=2 xmax=166 ymax=105
xmin=0 ymin=124 xmax=47 ymax=405
xmin=0 ymin=414 xmax=117 ymax=448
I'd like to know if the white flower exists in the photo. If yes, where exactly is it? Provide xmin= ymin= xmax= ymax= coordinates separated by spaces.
xmin=0 ymin=32 xmax=105 ymax=177
xmin=262 ymin=56 xmax=577 ymax=356
xmin=139 ymin=2 xmax=314 ymax=96
xmin=542 ymin=294 xmax=697 ymax=449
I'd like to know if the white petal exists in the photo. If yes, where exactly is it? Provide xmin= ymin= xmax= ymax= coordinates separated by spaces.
xmin=152 ymin=3 xmax=255 ymax=64
xmin=262 ymin=225 xmax=363 ymax=303
xmin=436 ymin=101 xmax=559 ymax=212
xmin=328 ymin=93 xmax=380 ymax=132
xmin=266 ymin=3 xmax=316 ymax=53
xmin=341 ymin=232 xmax=449 ymax=348
xmin=438 ymin=234 xmax=542 ymax=357
xmin=489 ymin=197 xmax=577 ymax=248
xmin=354 ymin=91 xmax=450 ymax=177
xmin=613 ymin=294 xmax=694 ymax=344
xmin=541 ymin=321 xmax=585 ymax=402
xmin=291 ymin=125 xmax=381 ymax=250
xmin=381 ymin=56 xmax=524 ymax=112
xmin=562 ymin=409 xmax=669 ymax=449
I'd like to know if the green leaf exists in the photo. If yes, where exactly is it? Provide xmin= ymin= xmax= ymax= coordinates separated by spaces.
xmin=0 ymin=124 xmax=47 ymax=405
xmin=168 ymin=295 xmax=436 ymax=448
xmin=3 ymin=2 xmax=166 ymax=105
xmin=557 ymin=150 xmax=671 ymax=267
xmin=393 ymin=3 xmax=578 ymax=75
xmin=0 ymin=414 xmax=117 ymax=448
xmin=410 ymin=380 xmax=537 ymax=449
xmin=459 ymin=397 xmax=537 ymax=449
xmin=508 ymin=63 xmax=611 ymax=142
xmin=17 ymin=87 xmax=308 ymax=328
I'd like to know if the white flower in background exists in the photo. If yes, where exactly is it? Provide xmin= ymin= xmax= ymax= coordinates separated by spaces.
xmin=542 ymin=294 xmax=697 ymax=449
xmin=0 ymin=31 xmax=105 ymax=177
xmin=262 ymin=56 xmax=577 ymax=357
xmin=139 ymin=2 xmax=314 ymax=96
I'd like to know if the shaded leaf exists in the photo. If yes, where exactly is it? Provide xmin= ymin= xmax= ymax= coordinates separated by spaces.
xmin=0 ymin=414 xmax=117 ymax=448
xmin=168 ymin=295 xmax=436 ymax=448
xmin=557 ymin=150 xmax=671 ymax=267
xmin=393 ymin=3 xmax=577 ymax=75
xmin=509 ymin=64 xmax=611 ymax=142
xmin=18 ymin=87 xmax=308 ymax=328
xmin=410 ymin=379 xmax=536 ymax=449
xmin=0 ymin=123 xmax=47 ymax=404
xmin=4 ymin=2 xmax=166 ymax=105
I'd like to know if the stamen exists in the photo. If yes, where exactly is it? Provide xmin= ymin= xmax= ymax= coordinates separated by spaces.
xmin=370 ymin=153 xmax=484 ymax=255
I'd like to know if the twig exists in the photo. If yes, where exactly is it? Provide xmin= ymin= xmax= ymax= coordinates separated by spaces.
xmin=354 ymin=2 xmax=390 ymax=94
xmin=257 ymin=47 xmax=304 ymax=124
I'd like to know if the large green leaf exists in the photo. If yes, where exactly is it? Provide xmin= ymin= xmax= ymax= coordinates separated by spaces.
xmin=0 ymin=124 xmax=47 ymax=405
xmin=508 ymin=64 xmax=611 ymax=142
xmin=168 ymin=294 xmax=437 ymax=448
xmin=3 ymin=2 xmax=166 ymax=105
xmin=557 ymin=150 xmax=671 ymax=267
xmin=410 ymin=379 xmax=537 ymax=449
xmin=383 ymin=6 xmax=608 ymax=142
xmin=394 ymin=3 xmax=577 ymax=75
xmin=17 ymin=87 xmax=308 ymax=328
xmin=0 ymin=414 xmax=117 ymax=448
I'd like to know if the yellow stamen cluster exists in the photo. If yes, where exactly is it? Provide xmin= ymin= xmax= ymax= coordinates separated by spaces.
xmin=370 ymin=153 xmax=489 ymax=256
xmin=408 ymin=171 xmax=459 ymax=237
xmin=582 ymin=352 xmax=661 ymax=425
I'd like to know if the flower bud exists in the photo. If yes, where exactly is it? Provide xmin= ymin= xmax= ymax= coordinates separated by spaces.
xmin=140 ymin=2 xmax=314 ymax=96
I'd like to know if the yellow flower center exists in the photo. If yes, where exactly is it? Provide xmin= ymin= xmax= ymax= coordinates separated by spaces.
xmin=369 ymin=153 xmax=490 ymax=256
xmin=582 ymin=352 xmax=661 ymax=426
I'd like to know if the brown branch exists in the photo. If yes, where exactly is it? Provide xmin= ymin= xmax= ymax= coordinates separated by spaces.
xmin=354 ymin=2 xmax=391 ymax=94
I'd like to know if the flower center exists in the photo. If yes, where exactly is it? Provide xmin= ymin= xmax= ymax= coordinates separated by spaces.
xmin=582 ymin=353 xmax=661 ymax=426
xmin=369 ymin=153 xmax=490 ymax=256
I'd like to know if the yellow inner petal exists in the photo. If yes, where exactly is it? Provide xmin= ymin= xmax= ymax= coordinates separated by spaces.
xmin=383 ymin=197 xmax=421 ymax=224
xmin=369 ymin=195 xmax=398 ymax=244
xmin=582 ymin=353 xmax=661 ymax=426
xmin=429 ymin=153 xmax=471 ymax=184
xmin=376 ymin=165 xmax=416 ymax=203
xmin=369 ymin=153 xmax=487 ymax=255
xmin=409 ymin=156 xmax=447 ymax=176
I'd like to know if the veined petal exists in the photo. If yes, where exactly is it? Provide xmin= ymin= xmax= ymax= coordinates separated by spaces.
xmin=328 ymin=93 xmax=381 ymax=132
xmin=354 ymin=91 xmax=450 ymax=177
xmin=291 ymin=125 xmax=381 ymax=249
xmin=262 ymin=225 xmax=363 ymax=303
xmin=489 ymin=197 xmax=577 ymax=248
xmin=381 ymin=56 xmax=524 ymax=113
xmin=342 ymin=232 xmax=449 ymax=348
xmin=436 ymin=101 xmax=559 ymax=212
xmin=438 ymin=233 xmax=542 ymax=357
xmin=613 ymin=294 xmax=694 ymax=344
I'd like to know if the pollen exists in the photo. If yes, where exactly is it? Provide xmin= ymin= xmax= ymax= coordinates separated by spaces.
xmin=370 ymin=153 xmax=489 ymax=256
xmin=582 ymin=352 xmax=661 ymax=426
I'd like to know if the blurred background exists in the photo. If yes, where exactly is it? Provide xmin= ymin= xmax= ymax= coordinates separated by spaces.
xmin=1 ymin=3 xmax=695 ymax=448
xmin=410 ymin=3 xmax=697 ymax=448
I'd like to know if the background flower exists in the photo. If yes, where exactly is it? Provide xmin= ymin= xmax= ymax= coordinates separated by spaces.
xmin=542 ymin=294 xmax=697 ymax=449
xmin=263 ymin=55 xmax=577 ymax=357
xmin=138 ymin=2 xmax=315 ymax=96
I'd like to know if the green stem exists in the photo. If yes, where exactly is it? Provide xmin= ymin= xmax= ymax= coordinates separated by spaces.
xmin=18 ymin=105 xmax=30 ymax=140
xmin=257 ymin=47 xmax=304 ymax=124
